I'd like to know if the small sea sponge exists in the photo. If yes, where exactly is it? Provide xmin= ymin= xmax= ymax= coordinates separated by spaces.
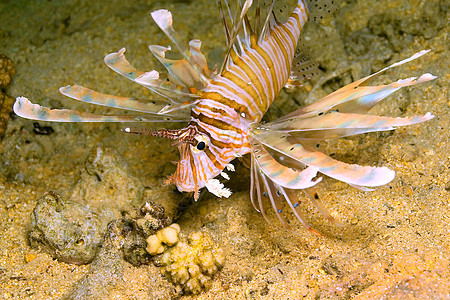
xmin=157 ymin=231 xmax=225 ymax=294
xmin=146 ymin=223 xmax=181 ymax=255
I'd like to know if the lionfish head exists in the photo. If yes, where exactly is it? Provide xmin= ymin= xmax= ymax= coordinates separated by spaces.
xmin=144 ymin=126 xmax=234 ymax=201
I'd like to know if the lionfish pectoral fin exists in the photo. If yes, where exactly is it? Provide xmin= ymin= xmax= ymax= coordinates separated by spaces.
xmin=277 ymin=50 xmax=436 ymax=120
xmin=250 ymin=151 xmax=322 ymax=234
xmin=59 ymin=85 xmax=170 ymax=114
xmin=13 ymin=97 xmax=189 ymax=123
xmin=260 ymin=173 xmax=295 ymax=232
xmin=347 ymin=183 xmax=375 ymax=192
xmin=302 ymin=188 xmax=342 ymax=226
xmin=254 ymin=133 xmax=396 ymax=188
xmin=250 ymin=137 xmax=327 ymax=234
xmin=332 ymin=73 xmax=437 ymax=114
xmin=251 ymin=138 xmax=321 ymax=190
xmin=267 ymin=111 xmax=435 ymax=133
xmin=252 ymin=159 xmax=280 ymax=227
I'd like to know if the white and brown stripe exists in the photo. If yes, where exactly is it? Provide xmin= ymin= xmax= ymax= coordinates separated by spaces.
xmin=172 ymin=0 xmax=311 ymax=195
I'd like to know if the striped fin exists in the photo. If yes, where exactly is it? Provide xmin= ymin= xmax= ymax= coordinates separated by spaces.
xmin=104 ymin=48 xmax=196 ymax=102
xmin=251 ymin=154 xmax=323 ymax=234
xmin=150 ymin=9 xmax=211 ymax=83
xmin=277 ymin=50 xmax=436 ymax=121
xmin=13 ymin=97 xmax=189 ymax=123
xmin=216 ymin=0 xmax=254 ymax=72
xmin=59 ymin=85 xmax=169 ymax=114
xmin=289 ymin=127 xmax=395 ymax=140
xmin=250 ymin=157 xmax=273 ymax=224
xmin=253 ymin=132 xmax=395 ymax=187
xmin=250 ymin=154 xmax=261 ymax=212
xmin=266 ymin=111 xmax=435 ymax=132
xmin=277 ymin=185 xmax=320 ymax=234
xmin=260 ymin=173 xmax=294 ymax=231
xmin=252 ymin=139 xmax=321 ymax=189
xmin=149 ymin=45 xmax=205 ymax=89
xmin=189 ymin=39 xmax=214 ymax=78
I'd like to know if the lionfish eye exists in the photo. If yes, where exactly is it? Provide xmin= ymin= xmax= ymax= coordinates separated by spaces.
xmin=191 ymin=134 xmax=209 ymax=153
xmin=196 ymin=141 xmax=206 ymax=151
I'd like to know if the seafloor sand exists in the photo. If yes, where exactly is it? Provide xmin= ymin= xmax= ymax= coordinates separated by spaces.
xmin=0 ymin=0 xmax=449 ymax=299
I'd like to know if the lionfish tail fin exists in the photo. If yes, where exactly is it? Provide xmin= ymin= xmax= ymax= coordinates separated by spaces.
xmin=286 ymin=44 xmax=323 ymax=88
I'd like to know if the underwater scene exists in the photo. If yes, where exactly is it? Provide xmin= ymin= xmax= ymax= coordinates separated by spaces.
xmin=0 ymin=0 xmax=449 ymax=298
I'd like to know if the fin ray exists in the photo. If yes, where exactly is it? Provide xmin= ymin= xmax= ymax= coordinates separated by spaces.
xmin=253 ymin=133 xmax=395 ymax=187
xmin=59 ymin=85 xmax=170 ymax=114
xmin=13 ymin=97 xmax=189 ymax=123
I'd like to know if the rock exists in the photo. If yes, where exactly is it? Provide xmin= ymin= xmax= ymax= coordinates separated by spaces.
xmin=28 ymin=191 xmax=104 ymax=264
xmin=120 ymin=219 xmax=152 ymax=267
xmin=28 ymin=147 xmax=150 ymax=264
xmin=63 ymin=219 xmax=131 ymax=300
xmin=70 ymin=146 xmax=144 ymax=220
xmin=136 ymin=201 xmax=172 ymax=236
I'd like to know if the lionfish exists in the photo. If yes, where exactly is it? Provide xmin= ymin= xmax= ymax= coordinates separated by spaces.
xmin=14 ymin=0 xmax=435 ymax=233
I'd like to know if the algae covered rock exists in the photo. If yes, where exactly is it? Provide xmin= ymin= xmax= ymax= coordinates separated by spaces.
xmin=63 ymin=219 xmax=150 ymax=299
xmin=28 ymin=146 xmax=149 ymax=264
xmin=120 ymin=219 xmax=153 ymax=267
xmin=136 ymin=201 xmax=171 ymax=236
xmin=155 ymin=231 xmax=225 ymax=294
xmin=70 ymin=146 xmax=144 ymax=219
xmin=28 ymin=191 xmax=104 ymax=264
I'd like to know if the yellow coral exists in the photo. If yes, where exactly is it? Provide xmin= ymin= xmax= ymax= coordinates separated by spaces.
xmin=146 ymin=223 xmax=180 ymax=255
xmin=157 ymin=231 xmax=225 ymax=295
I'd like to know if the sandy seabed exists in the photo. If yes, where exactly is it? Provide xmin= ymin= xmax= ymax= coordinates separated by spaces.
xmin=0 ymin=0 xmax=449 ymax=299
